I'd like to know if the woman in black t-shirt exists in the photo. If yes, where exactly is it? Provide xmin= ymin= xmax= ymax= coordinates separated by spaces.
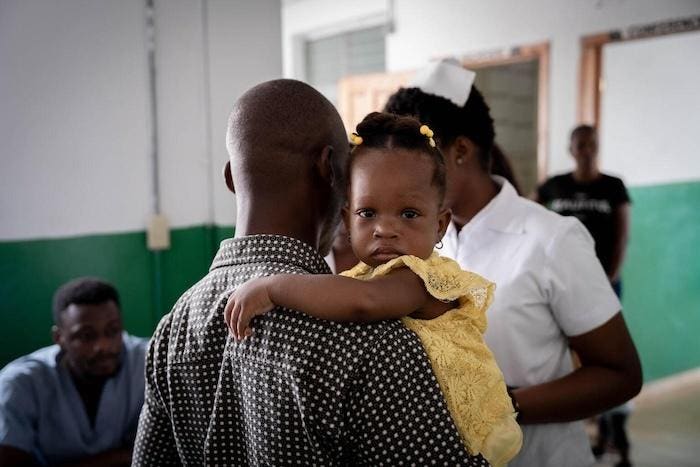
xmin=536 ymin=124 xmax=632 ymax=466
xmin=536 ymin=125 xmax=630 ymax=291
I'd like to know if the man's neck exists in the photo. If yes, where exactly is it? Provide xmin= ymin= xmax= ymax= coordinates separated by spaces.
xmin=234 ymin=198 xmax=321 ymax=251
xmin=450 ymin=173 xmax=500 ymax=230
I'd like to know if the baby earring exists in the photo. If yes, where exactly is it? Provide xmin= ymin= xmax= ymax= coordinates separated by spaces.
xmin=435 ymin=240 xmax=443 ymax=250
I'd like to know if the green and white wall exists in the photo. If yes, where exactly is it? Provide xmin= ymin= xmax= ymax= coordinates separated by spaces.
xmin=0 ymin=0 xmax=282 ymax=366
xmin=283 ymin=0 xmax=700 ymax=382
xmin=599 ymin=31 xmax=700 ymax=381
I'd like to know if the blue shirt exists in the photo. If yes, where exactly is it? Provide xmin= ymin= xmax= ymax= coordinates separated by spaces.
xmin=0 ymin=333 xmax=148 ymax=465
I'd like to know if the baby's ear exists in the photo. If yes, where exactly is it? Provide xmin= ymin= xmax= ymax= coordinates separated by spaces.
xmin=437 ymin=208 xmax=452 ymax=240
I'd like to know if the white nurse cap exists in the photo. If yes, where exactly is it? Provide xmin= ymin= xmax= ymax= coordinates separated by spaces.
xmin=408 ymin=58 xmax=476 ymax=107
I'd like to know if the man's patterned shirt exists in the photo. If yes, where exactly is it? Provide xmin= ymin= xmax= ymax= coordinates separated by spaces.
xmin=133 ymin=235 xmax=488 ymax=466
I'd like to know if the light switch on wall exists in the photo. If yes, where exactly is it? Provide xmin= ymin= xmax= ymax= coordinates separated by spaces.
xmin=147 ymin=214 xmax=170 ymax=250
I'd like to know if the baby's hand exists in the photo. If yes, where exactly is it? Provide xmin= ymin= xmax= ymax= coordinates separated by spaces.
xmin=223 ymin=277 xmax=275 ymax=340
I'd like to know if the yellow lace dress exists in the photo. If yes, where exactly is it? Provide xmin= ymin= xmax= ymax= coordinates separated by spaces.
xmin=342 ymin=253 xmax=522 ymax=466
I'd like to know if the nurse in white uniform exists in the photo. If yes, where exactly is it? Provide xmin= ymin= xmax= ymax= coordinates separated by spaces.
xmin=385 ymin=60 xmax=642 ymax=467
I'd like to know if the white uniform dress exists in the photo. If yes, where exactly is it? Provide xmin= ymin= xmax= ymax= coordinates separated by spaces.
xmin=442 ymin=177 xmax=621 ymax=467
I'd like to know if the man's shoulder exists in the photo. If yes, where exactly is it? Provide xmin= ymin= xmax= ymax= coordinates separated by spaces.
xmin=0 ymin=345 xmax=60 ymax=391
xmin=152 ymin=267 xmax=423 ymax=362
xmin=121 ymin=333 xmax=149 ymax=371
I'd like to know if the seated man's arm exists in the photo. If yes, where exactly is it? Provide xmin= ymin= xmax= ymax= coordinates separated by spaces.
xmin=132 ymin=315 xmax=181 ymax=466
xmin=345 ymin=324 xmax=489 ymax=466
xmin=0 ymin=368 xmax=40 ymax=467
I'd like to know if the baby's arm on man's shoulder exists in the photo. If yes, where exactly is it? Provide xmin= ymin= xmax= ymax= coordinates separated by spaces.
xmin=227 ymin=268 xmax=436 ymax=339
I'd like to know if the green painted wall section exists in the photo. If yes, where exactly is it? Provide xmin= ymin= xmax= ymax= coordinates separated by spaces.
xmin=622 ymin=181 xmax=700 ymax=382
xmin=0 ymin=225 xmax=234 ymax=366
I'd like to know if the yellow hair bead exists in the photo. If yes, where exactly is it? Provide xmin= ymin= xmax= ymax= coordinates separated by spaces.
xmin=420 ymin=124 xmax=436 ymax=147
xmin=349 ymin=133 xmax=363 ymax=145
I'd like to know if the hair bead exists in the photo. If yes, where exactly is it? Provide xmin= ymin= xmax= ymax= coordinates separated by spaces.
xmin=349 ymin=133 xmax=363 ymax=145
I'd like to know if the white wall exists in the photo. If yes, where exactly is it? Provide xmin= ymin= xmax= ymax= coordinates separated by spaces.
xmin=207 ymin=0 xmax=283 ymax=226
xmin=600 ymin=31 xmax=700 ymax=186
xmin=154 ymin=0 xmax=211 ymax=229
xmin=282 ymin=0 xmax=700 ymax=180
xmin=0 ymin=0 xmax=152 ymax=240
xmin=153 ymin=0 xmax=284 ymax=229
xmin=0 ymin=0 xmax=282 ymax=241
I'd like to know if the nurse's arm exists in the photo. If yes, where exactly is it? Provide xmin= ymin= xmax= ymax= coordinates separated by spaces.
xmin=0 ymin=445 xmax=35 ymax=467
xmin=510 ymin=312 xmax=642 ymax=424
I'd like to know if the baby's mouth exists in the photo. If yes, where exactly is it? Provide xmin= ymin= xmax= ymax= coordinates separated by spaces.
xmin=371 ymin=246 xmax=402 ymax=262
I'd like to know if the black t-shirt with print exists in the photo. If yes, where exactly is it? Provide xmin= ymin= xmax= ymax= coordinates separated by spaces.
xmin=538 ymin=173 xmax=630 ymax=274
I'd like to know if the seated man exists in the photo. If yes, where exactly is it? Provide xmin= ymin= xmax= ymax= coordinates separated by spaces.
xmin=0 ymin=278 xmax=148 ymax=467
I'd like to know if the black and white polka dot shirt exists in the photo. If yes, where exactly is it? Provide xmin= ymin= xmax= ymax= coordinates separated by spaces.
xmin=133 ymin=235 xmax=489 ymax=466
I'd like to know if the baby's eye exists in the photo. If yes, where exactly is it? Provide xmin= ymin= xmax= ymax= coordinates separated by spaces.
xmin=357 ymin=209 xmax=375 ymax=218
xmin=401 ymin=210 xmax=419 ymax=219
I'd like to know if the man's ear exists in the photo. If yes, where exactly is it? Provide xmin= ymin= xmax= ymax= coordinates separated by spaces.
xmin=223 ymin=160 xmax=235 ymax=194
xmin=51 ymin=325 xmax=62 ymax=346
xmin=342 ymin=205 xmax=350 ymax=231
xmin=437 ymin=208 xmax=452 ymax=241
xmin=316 ymin=145 xmax=335 ymax=187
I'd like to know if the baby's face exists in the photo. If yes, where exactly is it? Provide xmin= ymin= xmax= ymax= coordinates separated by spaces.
xmin=345 ymin=147 xmax=448 ymax=268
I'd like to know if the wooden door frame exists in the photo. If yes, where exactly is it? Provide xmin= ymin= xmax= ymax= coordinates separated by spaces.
xmin=578 ymin=15 xmax=700 ymax=127
xmin=458 ymin=42 xmax=550 ymax=183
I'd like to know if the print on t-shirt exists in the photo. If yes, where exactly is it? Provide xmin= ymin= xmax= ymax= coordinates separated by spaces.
xmin=537 ymin=173 xmax=630 ymax=274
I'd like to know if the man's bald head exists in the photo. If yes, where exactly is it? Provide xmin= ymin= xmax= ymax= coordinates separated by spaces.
xmin=227 ymin=79 xmax=347 ymax=195
xmin=225 ymin=79 xmax=349 ymax=254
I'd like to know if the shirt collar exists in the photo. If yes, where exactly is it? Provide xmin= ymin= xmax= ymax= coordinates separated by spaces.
xmin=451 ymin=176 xmax=525 ymax=235
xmin=211 ymin=234 xmax=331 ymax=275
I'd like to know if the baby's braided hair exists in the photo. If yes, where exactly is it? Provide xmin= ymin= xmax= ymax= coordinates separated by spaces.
xmin=350 ymin=112 xmax=447 ymax=203
xmin=384 ymin=85 xmax=495 ymax=172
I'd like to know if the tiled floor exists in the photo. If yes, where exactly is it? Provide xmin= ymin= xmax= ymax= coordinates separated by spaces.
xmin=592 ymin=382 xmax=700 ymax=467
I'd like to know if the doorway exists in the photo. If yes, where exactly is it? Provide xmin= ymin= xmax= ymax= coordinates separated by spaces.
xmin=337 ymin=42 xmax=549 ymax=196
